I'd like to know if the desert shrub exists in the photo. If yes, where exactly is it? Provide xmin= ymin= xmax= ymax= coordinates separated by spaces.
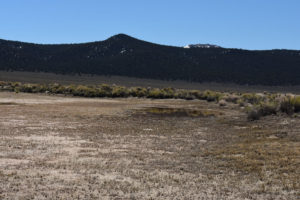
xmin=267 ymin=93 xmax=280 ymax=102
xmin=219 ymin=99 xmax=227 ymax=107
xmin=112 ymin=86 xmax=129 ymax=97
xmin=202 ymin=90 xmax=213 ymax=101
xmin=175 ymin=90 xmax=187 ymax=99
xmin=247 ymin=108 xmax=262 ymax=121
xmin=148 ymin=88 xmax=165 ymax=98
xmin=71 ymin=85 xmax=97 ymax=97
xmin=280 ymin=96 xmax=300 ymax=114
xmin=72 ymin=85 xmax=87 ymax=96
xmin=19 ymin=84 xmax=35 ymax=93
xmin=100 ymin=84 xmax=112 ymax=92
xmin=64 ymin=85 xmax=77 ymax=94
xmin=129 ymin=87 xmax=148 ymax=97
xmin=202 ymin=90 xmax=223 ymax=102
xmin=0 ymin=81 xmax=7 ymax=86
xmin=0 ymin=82 xmax=21 ymax=92
xmin=184 ymin=93 xmax=196 ymax=100
xmin=47 ymin=83 xmax=63 ymax=94
xmin=247 ymin=102 xmax=278 ymax=121
xmin=174 ymin=90 xmax=195 ymax=100
xmin=242 ymin=93 xmax=264 ymax=105
xmin=237 ymin=99 xmax=246 ymax=107
xmin=94 ymin=88 xmax=107 ymax=97
xmin=224 ymin=94 xmax=240 ymax=104
xmin=280 ymin=97 xmax=295 ymax=115
xmin=11 ymin=82 xmax=21 ymax=87
xmin=99 ymin=84 xmax=113 ymax=97
xmin=0 ymin=84 xmax=13 ymax=91
xmin=189 ymin=90 xmax=202 ymax=99
xmin=14 ymin=87 xmax=20 ymax=93
xmin=33 ymin=84 xmax=48 ymax=93
xmin=85 ymin=87 xmax=99 ymax=97
xmin=291 ymin=96 xmax=300 ymax=112
xmin=259 ymin=102 xmax=278 ymax=116
xmin=161 ymin=87 xmax=176 ymax=98
xmin=54 ymin=85 xmax=66 ymax=94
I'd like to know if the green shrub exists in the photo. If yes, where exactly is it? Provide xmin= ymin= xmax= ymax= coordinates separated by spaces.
xmin=14 ymin=87 xmax=20 ymax=93
xmin=174 ymin=90 xmax=195 ymax=100
xmin=242 ymin=93 xmax=264 ymax=105
xmin=71 ymin=85 xmax=97 ymax=97
xmin=0 ymin=81 xmax=6 ymax=86
xmin=11 ymin=82 xmax=21 ymax=87
xmin=161 ymin=87 xmax=176 ymax=98
xmin=100 ymin=84 xmax=112 ymax=92
xmin=99 ymin=84 xmax=113 ymax=97
xmin=64 ymin=85 xmax=77 ymax=94
xmin=291 ymin=96 xmax=300 ymax=112
xmin=202 ymin=90 xmax=223 ymax=102
xmin=112 ymin=86 xmax=129 ymax=97
xmin=225 ymin=94 xmax=240 ymax=104
xmin=247 ymin=102 xmax=278 ymax=121
xmin=259 ymin=102 xmax=278 ymax=116
xmin=19 ymin=84 xmax=35 ymax=93
xmin=267 ymin=93 xmax=280 ymax=102
xmin=130 ymin=87 xmax=148 ymax=97
xmin=280 ymin=97 xmax=295 ymax=115
xmin=148 ymin=88 xmax=165 ymax=98
xmin=189 ymin=90 xmax=202 ymax=99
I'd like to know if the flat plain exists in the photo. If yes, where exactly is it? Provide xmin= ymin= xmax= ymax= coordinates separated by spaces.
xmin=0 ymin=92 xmax=299 ymax=199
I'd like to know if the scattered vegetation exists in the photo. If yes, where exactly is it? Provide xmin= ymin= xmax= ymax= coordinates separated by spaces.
xmin=141 ymin=107 xmax=220 ymax=117
xmin=0 ymin=81 xmax=225 ymax=102
xmin=247 ymin=102 xmax=278 ymax=121
xmin=205 ymin=128 xmax=300 ymax=193
xmin=1 ymin=80 xmax=299 ymax=120
xmin=280 ymin=96 xmax=300 ymax=114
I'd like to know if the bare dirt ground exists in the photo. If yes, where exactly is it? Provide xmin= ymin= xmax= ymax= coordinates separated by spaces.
xmin=0 ymin=92 xmax=299 ymax=199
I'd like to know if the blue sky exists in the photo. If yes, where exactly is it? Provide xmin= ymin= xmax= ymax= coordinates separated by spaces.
xmin=0 ymin=0 xmax=299 ymax=50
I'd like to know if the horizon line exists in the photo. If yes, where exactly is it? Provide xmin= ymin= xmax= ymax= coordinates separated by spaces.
xmin=0 ymin=33 xmax=299 ymax=51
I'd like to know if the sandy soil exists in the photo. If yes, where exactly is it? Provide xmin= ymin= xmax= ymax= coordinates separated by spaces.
xmin=0 ymin=92 xmax=299 ymax=199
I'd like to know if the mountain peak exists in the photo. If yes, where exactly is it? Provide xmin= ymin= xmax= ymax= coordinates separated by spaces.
xmin=107 ymin=33 xmax=135 ymax=41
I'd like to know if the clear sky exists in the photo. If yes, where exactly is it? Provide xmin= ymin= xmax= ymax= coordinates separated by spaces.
xmin=0 ymin=0 xmax=299 ymax=50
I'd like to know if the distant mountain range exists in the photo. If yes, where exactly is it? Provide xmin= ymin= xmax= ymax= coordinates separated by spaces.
xmin=0 ymin=33 xmax=300 ymax=85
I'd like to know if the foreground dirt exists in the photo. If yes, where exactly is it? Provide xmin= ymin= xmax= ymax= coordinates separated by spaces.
xmin=0 ymin=92 xmax=299 ymax=199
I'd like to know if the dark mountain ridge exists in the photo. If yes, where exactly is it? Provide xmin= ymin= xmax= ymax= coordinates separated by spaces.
xmin=1 ymin=34 xmax=300 ymax=85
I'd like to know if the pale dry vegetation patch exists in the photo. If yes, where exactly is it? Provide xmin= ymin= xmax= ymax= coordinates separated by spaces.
xmin=205 ymin=119 xmax=300 ymax=197
xmin=0 ymin=92 xmax=299 ymax=199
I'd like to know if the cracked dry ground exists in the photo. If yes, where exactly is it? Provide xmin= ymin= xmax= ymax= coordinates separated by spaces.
xmin=0 ymin=92 xmax=299 ymax=199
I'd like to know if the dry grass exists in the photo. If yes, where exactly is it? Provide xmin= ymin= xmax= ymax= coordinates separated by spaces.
xmin=137 ymin=107 xmax=223 ymax=117
xmin=206 ymin=133 xmax=299 ymax=192
xmin=0 ymin=91 xmax=299 ymax=199
xmin=205 ymin=117 xmax=300 ymax=197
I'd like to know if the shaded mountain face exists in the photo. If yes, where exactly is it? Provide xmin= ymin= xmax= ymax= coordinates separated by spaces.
xmin=0 ymin=34 xmax=300 ymax=85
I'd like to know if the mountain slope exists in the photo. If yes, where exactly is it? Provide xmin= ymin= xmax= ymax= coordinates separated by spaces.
xmin=0 ymin=34 xmax=300 ymax=85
